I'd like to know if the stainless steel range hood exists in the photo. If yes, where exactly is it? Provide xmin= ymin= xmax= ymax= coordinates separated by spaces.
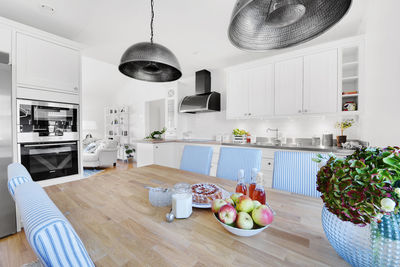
xmin=179 ymin=70 xmax=221 ymax=113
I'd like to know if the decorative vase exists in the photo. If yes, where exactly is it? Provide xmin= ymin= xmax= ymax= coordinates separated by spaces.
xmin=322 ymin=207 xmax=400 ymax=266
xmin=336 ymin=135 xmax=347 ymax=147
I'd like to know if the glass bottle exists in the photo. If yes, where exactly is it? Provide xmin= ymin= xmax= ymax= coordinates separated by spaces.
xmin=253 ymin=172 xmax=266 ymax=204
xmin=249 ymin=168 xmax=258 ymax=199
xmin=235 ymin=169 xmax=247 ymax=195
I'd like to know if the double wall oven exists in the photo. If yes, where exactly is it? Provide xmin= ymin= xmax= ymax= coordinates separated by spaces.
xmin=17 ymin=99 xmax=80 ymax=181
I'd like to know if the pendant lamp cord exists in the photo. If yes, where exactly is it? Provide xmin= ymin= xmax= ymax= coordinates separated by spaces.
xmin=150 ymin=0 xmax=154 ymax=44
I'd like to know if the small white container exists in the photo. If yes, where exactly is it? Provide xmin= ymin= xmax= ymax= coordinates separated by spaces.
xmin=172 ymin=183 xmax=192 ymax=219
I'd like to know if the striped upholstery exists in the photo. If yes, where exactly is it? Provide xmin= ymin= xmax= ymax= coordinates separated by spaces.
xmin=15 ymin=182 xmax=94 ymax=267
xmin=8 ymin=176 xmax=30 ymax=198
xmin=8 ymin=162 xmax=33 ymax=199
xmin=272 ymin=151 xmax=323 ymax=198
xmin=180 ymin=145 xmax=213 ymax=175
xmin=8 ymin=163 xmax=94 ymax=267
xmin=216 ymin=147 xmax=262 ymax=183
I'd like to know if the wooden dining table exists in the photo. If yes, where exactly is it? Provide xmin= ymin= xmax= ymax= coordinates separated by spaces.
xmin=43 ymin=165 xmax=348 ymax=266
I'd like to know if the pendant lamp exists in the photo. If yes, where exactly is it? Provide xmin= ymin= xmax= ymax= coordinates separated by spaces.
xmin=119 ymin=0 xmax=182 ymax=82
xmin=228 ymin=0 xmax=352 ymax=51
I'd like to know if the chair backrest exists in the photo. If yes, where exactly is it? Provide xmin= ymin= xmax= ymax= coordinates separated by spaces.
xmin=180 ymin=145 xmax=213 ymax=175
xmin=216 ymin=147 xmax=262 ymax=182
xmin=272 ymin=151 xmax=322 ymax=197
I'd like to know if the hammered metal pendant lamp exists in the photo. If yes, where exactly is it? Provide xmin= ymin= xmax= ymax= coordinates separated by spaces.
xmin=119 ymin=0 xmax=182 ymax=82
xmin=228 ymin=0 xmax=352 ymax=51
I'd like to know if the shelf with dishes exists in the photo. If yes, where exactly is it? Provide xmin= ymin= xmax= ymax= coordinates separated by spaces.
xmin=341 ymin=46 xmax=360 ymax=113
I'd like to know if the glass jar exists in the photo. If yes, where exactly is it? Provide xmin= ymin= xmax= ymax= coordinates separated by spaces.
xmin=172 ymin=183 xmax=192 ymax=219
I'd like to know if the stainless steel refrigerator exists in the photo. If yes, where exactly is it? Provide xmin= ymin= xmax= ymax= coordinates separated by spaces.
xmin=0 ymin=52 xmax=16 ymax=238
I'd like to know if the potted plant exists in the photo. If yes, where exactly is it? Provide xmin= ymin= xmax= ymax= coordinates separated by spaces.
xmin=232 ymin=129 xmax=248 ymax=144
xmin=145 ymin=127 xmax=167 ymax=140
xmin=125 ymin=145 xmax=135 ymax=161
xmin=335 ymin=119 xmax=354 ymax=147
xmin=314 ymin=147 xmax=400 ymax=266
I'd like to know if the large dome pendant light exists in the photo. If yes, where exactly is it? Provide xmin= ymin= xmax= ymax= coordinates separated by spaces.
xmin=228 ymin=0 xmax=352 ymax=51
xmin=119 ymin=0 xmax=182 ymax=82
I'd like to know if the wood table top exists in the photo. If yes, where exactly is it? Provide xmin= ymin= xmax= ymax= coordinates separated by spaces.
xmin=44 ymin=165 xmax=348 ymax=266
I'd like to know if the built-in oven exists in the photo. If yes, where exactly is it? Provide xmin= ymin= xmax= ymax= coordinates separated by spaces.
xmin=19 ymin=142 xmax=79 ymax=181
xmin=17 ymin=99 xmax=79 ymax=143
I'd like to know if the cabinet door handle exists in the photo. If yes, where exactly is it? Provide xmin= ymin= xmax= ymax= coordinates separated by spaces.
xmin=248 ymin=113 xmax=252 ymax=116
xmin=74 ymin=87 xmax=79 ymax=91
xmin=298 ymin=110 xmax=302 ymax=113
xmin=304 ymin=109 xmax=308 ymax=113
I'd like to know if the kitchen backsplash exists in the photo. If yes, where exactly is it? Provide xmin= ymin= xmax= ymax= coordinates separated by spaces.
xmin=177 ymin=111 xmax=360 ymax=141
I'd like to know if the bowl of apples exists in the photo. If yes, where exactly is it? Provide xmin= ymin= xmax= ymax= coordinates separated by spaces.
xmin=212 ymin=193 xmax=274 ymax=237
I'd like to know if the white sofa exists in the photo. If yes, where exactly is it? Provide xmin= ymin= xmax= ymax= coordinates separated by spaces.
xmin=82 ymin=139 xmax=118 ymax=168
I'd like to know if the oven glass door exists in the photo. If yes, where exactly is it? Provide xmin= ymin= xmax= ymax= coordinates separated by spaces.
xmin=20 ymin=142 xmax=78 ymax=181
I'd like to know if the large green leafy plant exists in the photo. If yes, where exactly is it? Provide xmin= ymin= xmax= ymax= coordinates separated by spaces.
xmin=314 ymin=147 xmax=400 ymax=225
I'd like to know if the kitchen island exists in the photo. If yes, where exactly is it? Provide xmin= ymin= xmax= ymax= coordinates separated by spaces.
xmin=133 ymin=139 xmax=354 ymax=188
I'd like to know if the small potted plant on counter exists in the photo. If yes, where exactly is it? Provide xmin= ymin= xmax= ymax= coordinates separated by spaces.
xmin=145 ymin=127 xmax=167 ymax=140
xmin=335 ymin=119 xmax=354 ymax=147
xmin=232 ymin=129 xmax=248 ymax=144
xmin=314 ymin=147 xmax=400 ymax=266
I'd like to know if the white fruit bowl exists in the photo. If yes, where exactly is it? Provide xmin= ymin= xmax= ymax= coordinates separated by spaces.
xmin=213 ymin=213 xmax=270 ymax=237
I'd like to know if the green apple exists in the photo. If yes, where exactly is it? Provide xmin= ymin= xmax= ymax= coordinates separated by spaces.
xmin=225 ymin=198 xmax=235 ymax=206
xmin=230 ymin=193 xmax=243 ymax=204
xmin=236 ymin=212 xmax=254 ymax=230
xmin=236 ymin=195 xmax=254 ymax=213
xmin=212 ymin=199 xmax=228 ymax=213
xmin=252 ymin=200 xmax=262 ymax=209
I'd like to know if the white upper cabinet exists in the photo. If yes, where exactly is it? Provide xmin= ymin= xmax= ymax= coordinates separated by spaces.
xmin=226 ymin=69 xmax=249 ymax=119
xmin=227 ymin=64 xmax=274 ymax=119
xmin=0 ymin=25 xmax=11 ymax=56
xmin=303 ymin=49 xmax=338 ymax=114
xmin=248 ymin=64 xmax=274 ymax=118
xmin=274 ymin=57 xmax=304 ymax=116
xmin=16 ymin=33 xmax=80 ymax=94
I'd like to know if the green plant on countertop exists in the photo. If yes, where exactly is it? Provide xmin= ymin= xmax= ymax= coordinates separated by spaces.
xmin=313 ymin=146 xmax=400 ymax=225
xmin=335 ymin=119 xmax=354 ymax=136
xmin=233 ymin=129 xmax=248 ymax=136
xmin=145 ymin=127 xmax=167 ymax=139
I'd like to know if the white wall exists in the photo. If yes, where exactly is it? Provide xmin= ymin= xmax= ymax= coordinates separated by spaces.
xmin=177 ymin=69 xmax=360 ymax=141
xmin=82 ymin=56 xmax=172 ymax=140
xmin=361 ymin=0 xmax=400 ymax=146
xmin=81 ymin=56 xmax=127 ymax=138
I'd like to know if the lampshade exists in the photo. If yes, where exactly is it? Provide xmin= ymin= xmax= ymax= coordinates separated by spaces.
xmin=119 ymin=42 xmax=182 ymax=82
xmin=228 ymin=0 xmax=352 ymax=50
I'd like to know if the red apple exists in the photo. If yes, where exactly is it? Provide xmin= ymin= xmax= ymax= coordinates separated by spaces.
xmin=230 ymin=193 xmax=243 ymax=204
xmin=236 ymin=196 xmax=254 ymax=213
xmin=212 ymin=199 xmax=228 ymax=213
xmin=251 ymin=205 xmax=274 ymax=226
xmin=236 ymin=212 xmax=254 ymax=230
xmin=218 ymin=204 xmax=237 ymax=225
xmin=225 ymin=198 xmax=235 ymax=206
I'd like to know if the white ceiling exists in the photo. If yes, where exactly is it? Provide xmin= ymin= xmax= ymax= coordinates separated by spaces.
xmin=0 ymin=0 xmax=370 ymax=77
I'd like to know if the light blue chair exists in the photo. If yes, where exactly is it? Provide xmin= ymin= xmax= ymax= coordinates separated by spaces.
xmin=272 ymin=151 xmax=323 ymax=197
xmin=216 ymin=147 xmax=262 ymax=182
xmin=180 ymin=145 xmax=213 ymax=175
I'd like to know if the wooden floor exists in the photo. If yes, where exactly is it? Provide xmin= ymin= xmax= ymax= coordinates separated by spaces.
xmin=0 ymin=160 xmax=134 ymax=267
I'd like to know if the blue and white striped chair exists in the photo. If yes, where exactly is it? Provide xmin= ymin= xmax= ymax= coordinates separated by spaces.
xmin=180 ymin=145 xmax=213 ymax=175
xmin=272 ymin=151 xmax=323 ymax=198
xmin=8 ymin=163 xmax=94 ymax=267
xmin=216 ymin=147 xmax=262 ymax=183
